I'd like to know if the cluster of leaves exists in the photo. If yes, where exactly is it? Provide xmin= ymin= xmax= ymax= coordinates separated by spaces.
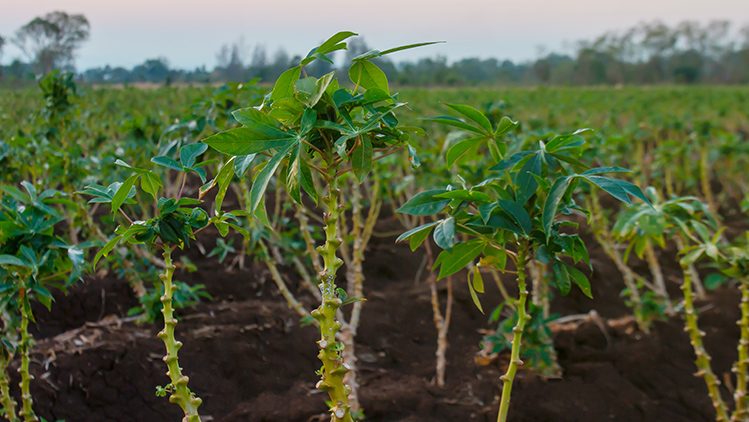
xmin=398 ymin=104 xmax=649 ymax=310
xmin=612 ymin=188 xmax=716 ymax=262
xmin=129 ymin=280 xmax=211 ymax=323
xmin=0 ymin=182 xmax=84 ymax=311
xmin=483 ymin=304 xmax=559 ymax=374
xmin=87 ymin=159 xmax=211 ymax=267
xmin=203 ymin=32 xmax=436 ymax=210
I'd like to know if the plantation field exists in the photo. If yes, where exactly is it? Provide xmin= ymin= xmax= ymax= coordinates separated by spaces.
xmin=1 ymin=55 xmax=748 ymax=422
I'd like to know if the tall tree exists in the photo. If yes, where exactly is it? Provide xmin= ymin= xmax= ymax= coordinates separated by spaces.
xmin=12 ymin=11 xmax=90 ymax=74
xmin=215 ymin=38 xmax=247 ymax=81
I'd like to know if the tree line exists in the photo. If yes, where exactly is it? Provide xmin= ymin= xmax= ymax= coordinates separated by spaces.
xmin=1 ymin=11 xmax=748 ymax=86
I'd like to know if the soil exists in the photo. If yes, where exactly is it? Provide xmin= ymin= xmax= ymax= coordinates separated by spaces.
xmin=16 ymin=216 xmax=745 ymax=422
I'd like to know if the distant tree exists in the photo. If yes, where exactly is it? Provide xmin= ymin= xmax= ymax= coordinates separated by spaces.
xmin=12 ymin=11 xmax=90 ymax=74
xmin=248 ymin=45 xmax=268 ymax=80
xmin=0 ymin=35 xmax=5 ymax=61
xmin=132 ymin=58 xmax=170 ymax=83
xmin=215 ymin=38 xmax=247 ymax=81
xmin=267 ymin=48 xmax=290 ymax=80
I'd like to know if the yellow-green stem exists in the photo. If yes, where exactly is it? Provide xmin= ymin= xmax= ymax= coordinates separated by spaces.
xmin=309 ymin=179 xmax=352 ymax=422
xmin=732 ymin=278 xmax=749 ymax=421
xmin=680 ymin=263 xmax=729 ymax=421
xmin=0 ymin=350 xmax=17 ymax=422
xmin=17 ymin=297 xmax=36 ymax=422
xmin=157 ymin=247 xmax=202 ymax=422
xmin=259 ymin=241 xmax=311 ymax=320
xmin=699 ymin=147 xmax=718 ymax=216
xmin=645 ymin=243 xmax=672 ymax=314
xmin=497 ymin=241 xmax=529 ymax=422
xmin=588 ymin=195 xmax=648 ymax=331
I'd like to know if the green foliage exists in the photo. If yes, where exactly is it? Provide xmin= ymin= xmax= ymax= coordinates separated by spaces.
xmin=484 ymin=304 xmax=559 ymax=375
xmin=0 ymin=182 xmax=84 ymax=307
xmin=399 ymin=105 xmax=647 ymax=302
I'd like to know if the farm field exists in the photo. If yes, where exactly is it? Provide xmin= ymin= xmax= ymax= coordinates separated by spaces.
xmin=1 ymin=35 xmax=749 ymax=422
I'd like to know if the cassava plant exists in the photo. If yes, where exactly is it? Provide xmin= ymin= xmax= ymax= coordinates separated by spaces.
xmin=0 ymin=182 xmax=84 ymax=421
xmin=612 ymin=189 xmax=713 ymax=313
xmin=675 ymin=221 xmax=749 ymax=422
xmin=397 ymin=105 xmax=649 ymax=422
xmin=203 ymin=32 xmax=437 ymax=421
xmin=90 ymin=144 xmax=214 ymax=422
xmin=586 ymin=188 xmax=658 ymax=331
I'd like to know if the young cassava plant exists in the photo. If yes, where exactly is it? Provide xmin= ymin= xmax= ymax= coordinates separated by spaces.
xmin=0 ymin=182 xmax=85 ymax=421
xmin=90 ymin=144 xmax=213 ymax=422
xmin=203 ymin=32 xmax=437 ymax=421
xmin=397 ymin=105 xmax=649 ymax=422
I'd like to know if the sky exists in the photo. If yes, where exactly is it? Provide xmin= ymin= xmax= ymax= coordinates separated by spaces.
xmin=1 ymin=0 xmax=747 ymax=69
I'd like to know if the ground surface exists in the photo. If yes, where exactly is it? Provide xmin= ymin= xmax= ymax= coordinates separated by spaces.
xmin=18 ymin=216 xmax=742 ymax=422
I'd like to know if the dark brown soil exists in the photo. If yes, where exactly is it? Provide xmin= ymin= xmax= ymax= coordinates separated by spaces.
xmin=16 ymin=222 xmax=743 ymax=421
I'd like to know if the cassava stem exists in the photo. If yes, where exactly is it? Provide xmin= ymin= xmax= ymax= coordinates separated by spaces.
xmin=529 ymin=261 xmax=550 ymax=319
xmin=680 ymin=262 xmax=729 ymax=421
xmin=426 ymin=241 xmax=453 ymax=387
xmin=497 ymin=241 xmax=529 ymax=422
xmin=310 ymin=177 xmax=352 ymax=422
xmin=0 ymin=349 xmax=16 ymax=422
xmin=732 ymin=277 xmax=749 ymax=421
xmin=259 ymin=240 xmax=311 ymax=320
xmin=17 ymin=294 xmax=35 ymax=422
xmin=645 ymin=243 xmax=672 ymax=314
xmin=157 ymin=247 xmax=202 ymax=422
xmin=699 ymin=146 xmax=718 ymax=216
xmin=588 ymin=195 xmax=648 ymax=331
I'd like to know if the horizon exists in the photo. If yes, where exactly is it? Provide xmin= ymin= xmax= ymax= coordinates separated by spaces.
xmin=1 ymin=0 xmax=748 ymax=70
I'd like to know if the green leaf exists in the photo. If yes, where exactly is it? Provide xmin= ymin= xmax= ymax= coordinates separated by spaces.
xmin=585 ymin=176 xmax=650 ymax=206
xmin=378 ymin=41 xmax=444 ymax=57
xmin=495 ymin=116 xmax=519 ymax=136
xmin=270 ymin=66 xmax=302 ymax=101
xmin=349 ymin=60 xmax=389 ymax=93
xmin=203 ymin=127 xmax=294 ymax=156
xmin=111 ymin=174 xmax=138 ymax=214
xmin=351 ymin=136 xmax=373 ymax=181
xmin=232 ymin=107 xmax=288 ymax=135
xmin=94 ymin=234 xmax=123 ymax=268
xmin=31 ymin=285 xmax=53 ymax=310
xmin=433 ymin=217 xmax=456 ymax=250
xmin=552 ymin=260 xmax=571 ymax=295
xmin=307 ymin=72 xmax=335 ymax=107
xmin=542 ymin=176 xmax=573 ymax=239
xmin=396 ymin=221 xmax=439 ymax=252
xmin=436 ymin=240 xmax=485 ymax=279
xmin=567 ymin=265 xmax=592 ymax=298
xmin=428 ymin=115 xmax=485 ymax=135
xmin=151 ymin=156 xmax=183 ymax=171
xmin=303 ymin=31 xmax=357 ymax=65
xmin=250 ymin=143 xmax=295 ymax=212
xmin=397 ymin=189 xmax=450 ymax=216
xmin=446 ymin=104 xmax=492 ymax=134
xmin=446 ymin=136 xmax=483 ymax=167
xmin=435 ymin=189 xmax=492 ymax=203
xmin=498 ymin=199 xmax=532 ymax=235
xmin=180 ymin=143 xmax=208 ymax=168
xmin=140 ymin=171 xmax=162 ymax=199
xmin=467 ymin=274 xmax=484 ymax=314
xmin=0 ymin=255 xmax=28 ymax=267
xmin=214 ymin=157 xmax=236 ymax=214
xmin=234 ymin=154 xmax=256 ymax=177
xmin=472 ymin=266 xmax=485 ymax=293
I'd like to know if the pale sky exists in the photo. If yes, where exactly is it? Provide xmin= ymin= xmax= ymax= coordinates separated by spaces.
xmin=1 ymin=0 xmax=747 ymax=69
